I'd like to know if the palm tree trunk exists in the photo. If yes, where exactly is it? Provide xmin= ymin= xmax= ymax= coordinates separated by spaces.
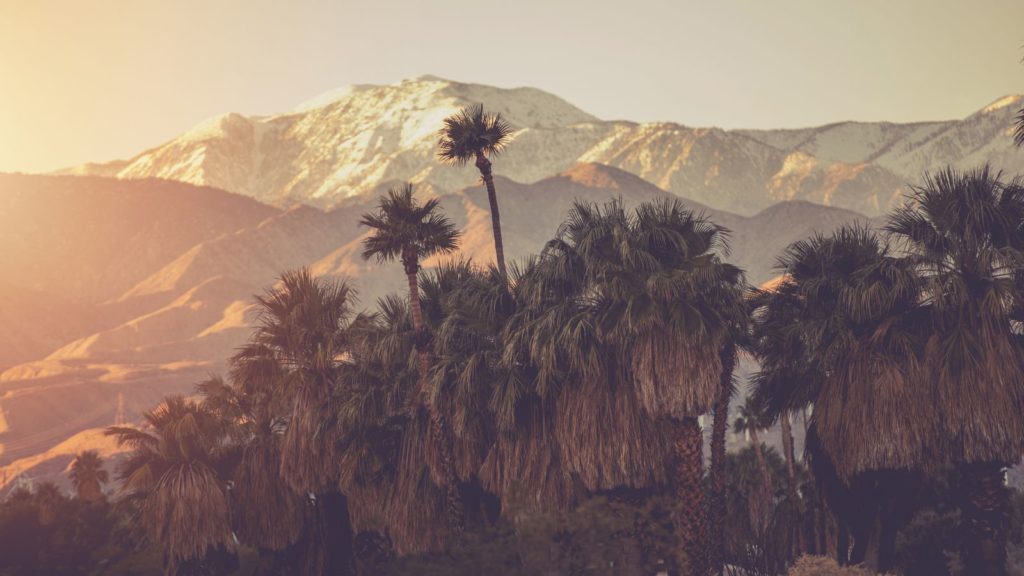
xmin=405 ymin=268 xmax=467 ymax=538
xmin=960 ymin=461 xmax=1009 ymax=576
xmin=780 ymin=413 xmax=803 ymax=556
xmin=749 ymin=427 xmax=773 ymax=532
xmin=321 ymin=492 xmax=356 ymax=576
xmin=749 ymin=428 xmax=773 ymax=496
xmin=406 ymin=271 xmax=431 ymax=388
xmin=877 ymin=504 xmax=899 ymax=573
xmin=836 ymin=518 xmax=849 ymax=565
xmin=430 ymin=410 xmax=466 ymax=537
xmin=671 ymin=416 xmax=708 ymax=576
xmin=708 ymin=341 xmax=736 ymax=576
xmin=474 ymin=152 xmax=508 ymax=281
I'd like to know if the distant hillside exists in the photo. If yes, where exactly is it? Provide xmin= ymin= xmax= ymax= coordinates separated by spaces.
xmin=0 ymin=165 xmax=868 ymax=466
xmin=0 ymin=173 xmax=279 ymax=304
xmin=0 ymin=174 xmax=279 ymax=369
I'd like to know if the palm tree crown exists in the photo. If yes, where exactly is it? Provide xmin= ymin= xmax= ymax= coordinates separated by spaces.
xmin=69 ymin=450 xmax=109 ymax=502
xmin=360 ymin=183 xmax=460 ymax=275
xmin=752 ymin=224 xmax=928 ymax=478
xmin=504 ymin=198 xmax=743 ymax=574
xmin=885 ymin=166 xmax=1024 ymax=467
xmin=438 ymin=104 xmax=513 ymax=279
xmin=436 ymin=104 xmax=513 ymax=166
xmin=247 ymin=268 xmax=362 ymax=495
xmin=106 ymin=396 xmax=234 ymax=574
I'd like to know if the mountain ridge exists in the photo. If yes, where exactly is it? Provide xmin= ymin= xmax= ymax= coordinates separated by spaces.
xmin=65 ymin=77 xmax=1023 ymax=217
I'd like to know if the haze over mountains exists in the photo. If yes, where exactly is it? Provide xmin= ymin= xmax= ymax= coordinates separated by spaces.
xmin=2 ymin=76 xmax=1021 ymax=487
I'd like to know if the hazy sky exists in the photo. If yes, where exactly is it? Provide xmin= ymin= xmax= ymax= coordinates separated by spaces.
xmin=1 ymin=0 xmax=1022 ymax=173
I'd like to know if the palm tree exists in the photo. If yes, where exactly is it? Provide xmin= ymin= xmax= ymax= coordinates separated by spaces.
xmin=197 ymin=372 xmax=306 ymax=556
xmin=746 ymin=284 xmax=806 ymax=561
xmin=477 ymin=257 xmax=582 ymax=512
xmin=507 ymin=199 xmax=743 ymax=574
xmin=750 ymin=224 xmax=933 ymax=571
xmin=106 ymin=396 xmax=234 ymax=575
xmin=886 ymin=166 xmax=1024 ymax=575
xmin=438 ymin=104 xmax=514 ymax=279
xmin=720 ymin=446 xmax=792 ymax=574
xmin=340 ymin=293 xmax=455 ymax=554
xmin=69 ymin=450 xmax=108 ymax=502
xmin=733 ymin=396 xmax=774 ymax=531
xmin=777 ymin=411 xmax=803 ymax=556
xmin=709 ymin=330 xmax=745 ymax=576
xmin=361 ymin=184 xmax=461 ymax=383
xmin=241 ymin=269 xmax=362 ymax=574
xmin=246 ymin=269 xmax=359 ymax=495
xmin=360 ymin=183 xmax=464 ymax=535
xmin=33 ymin=481 xmax=64 ymax=526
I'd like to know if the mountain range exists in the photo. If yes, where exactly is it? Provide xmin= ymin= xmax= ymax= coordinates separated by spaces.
xmin=2 ymin=76 xmax=1021 ymax=488
xmin=68 ymin=76 xmax=1024 ymax=216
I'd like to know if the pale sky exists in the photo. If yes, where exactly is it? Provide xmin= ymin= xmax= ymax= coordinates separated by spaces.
xmin=1 ymin=0 xmax=1022 ymax=173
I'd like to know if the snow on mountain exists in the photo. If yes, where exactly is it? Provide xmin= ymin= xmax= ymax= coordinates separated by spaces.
xmin=69 ymin=77 xmax=1024 ymax=218
xmin=741 ymin=94 xmax=1024 ymax=184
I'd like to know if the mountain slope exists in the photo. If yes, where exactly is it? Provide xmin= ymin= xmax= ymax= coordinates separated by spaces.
xmin=69 ymin=77 xmax=1023 ymax=217
xmin=0 ymin=173 xmax=280 ymax=304
xmin=0 ymin=174 xmax=281 ymax=369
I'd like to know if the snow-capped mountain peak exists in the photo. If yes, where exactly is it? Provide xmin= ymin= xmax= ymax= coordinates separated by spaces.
xmin=68 ymin=77 xmax=1024 ymax=217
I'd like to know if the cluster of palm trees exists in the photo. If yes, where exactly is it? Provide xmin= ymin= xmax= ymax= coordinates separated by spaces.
xmin=103 ymin=103 xmax=1024 ymax=576
xmin=750 ymin=166 xmax=1024 ymax=575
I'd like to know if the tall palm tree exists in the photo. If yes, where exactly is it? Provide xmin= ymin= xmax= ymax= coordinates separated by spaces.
xmin=438 ymin=104 xmax=514 ymax=279
xmin=242 ymin=269 xmax=363 ymax=575
xmin=777 ymin=411 xmax=803 ymax=556
xmin=422 ymin=261 xmax=513 ymax=488
xmin=746 ymin=283 xmax=806 ymax=561
xmin=886 ymin=166 xmax=1024 ymax=575
xmin=507 ymin=199 xmax=744 ymax=574
xmin=733 ymin=396 xmax=774 ymax=531
xmin=341 ymin=293 xmax=456 ymax=554
xmin=247 ymin=269 xmax=361 ymax=495
xmin=106 ymin=396 xmax=234 ymax=575
xmin=750 ymin=224 xmax=934 ymax=572
xmin=68 ymin=450 xmax=108 ymax=502
xmin=709 ymin=325 xmax=745 ymax=576
xmin=360 ymin=183 xmax=465 ymax=535
xmin=361 ymin=184 xmax=461 ymax=384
